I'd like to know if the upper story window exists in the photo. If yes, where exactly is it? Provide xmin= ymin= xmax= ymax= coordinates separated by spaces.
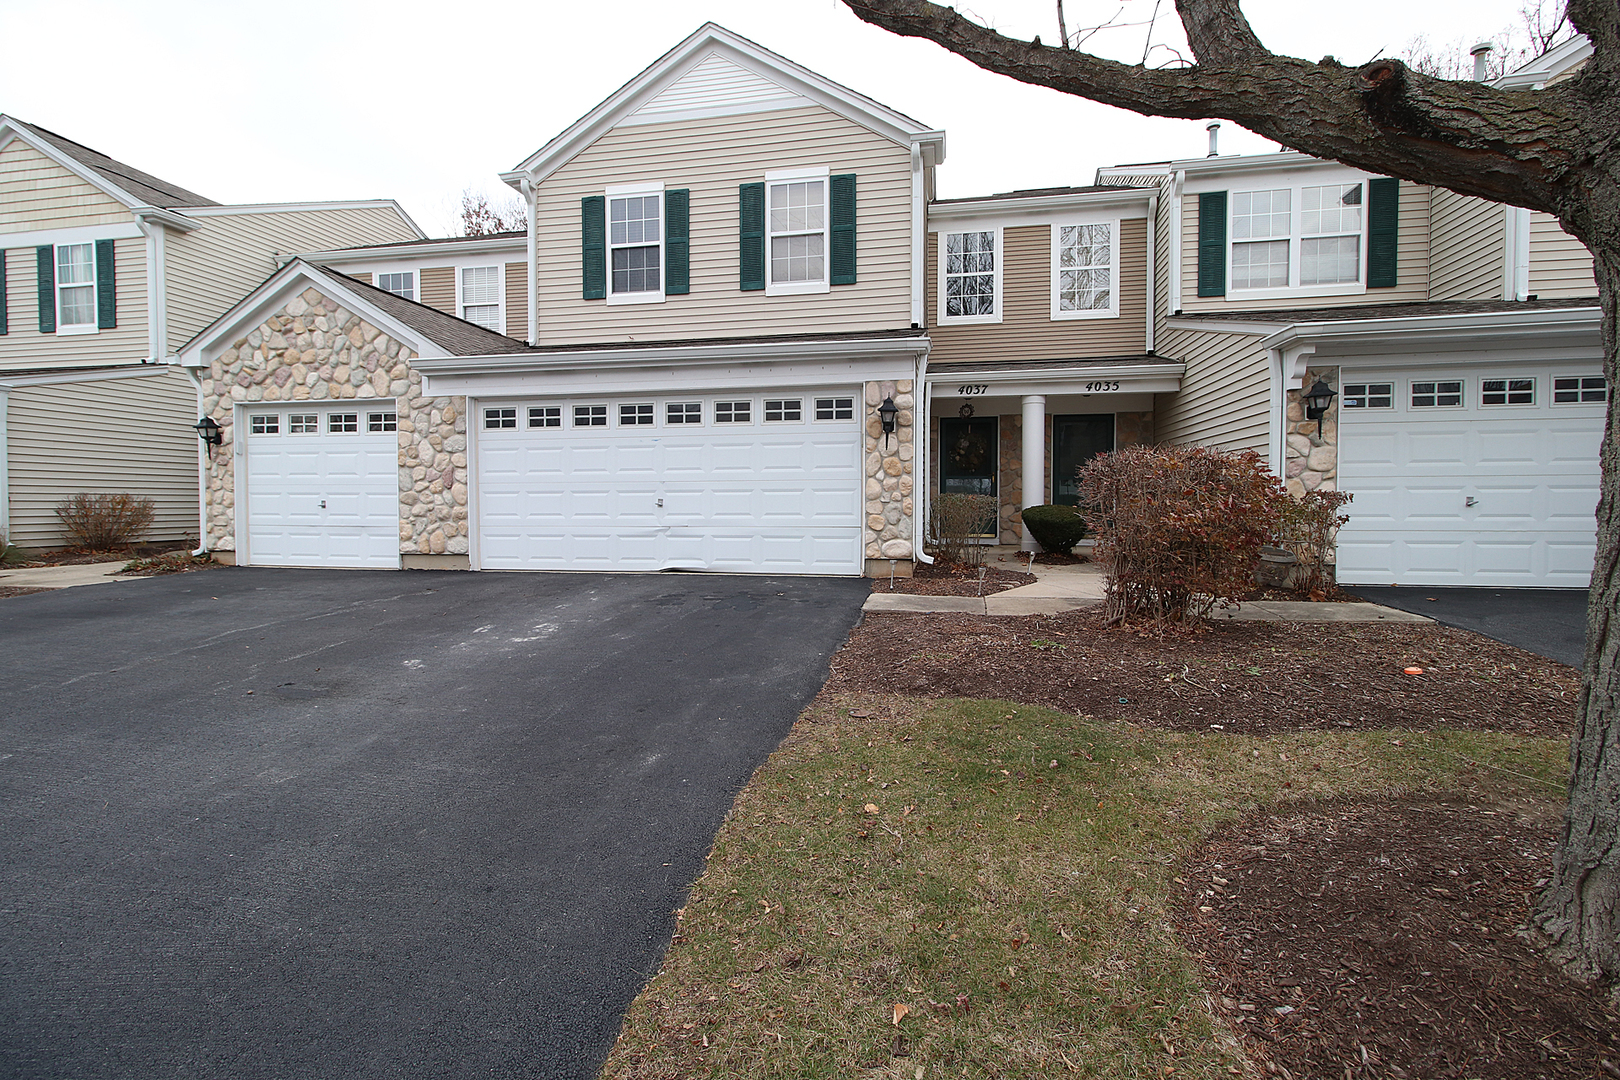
xmin=460 ymin=266 xmax=501 ymax=331
xmin=56 ymin=243 xmax=98 ymax=331
xmin=376 ymin=271 xmax=415 ymax=300
xmin=1199 ymin=177 xmax=1389 ymax=301
xmin=609 ymin=190 xmax=662 ymax=300
xmin=941 ymin=230 xmax=999 ymax=323
xmin=1299 ymin=184 xmax=1363 ymax=285
xmin=766 ymin=168 xmax=829 ymax=295
xmin=1052 ymin=221 xmax=1118 ymax=319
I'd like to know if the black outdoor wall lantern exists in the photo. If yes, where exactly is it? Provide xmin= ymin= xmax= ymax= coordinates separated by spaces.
xmin=193 ymin=416 xmax=223 ymax=446
xmin=877 ymin=396 xmax=899 ymax=447
xmin=1302 ymin=379 xmax=1338 ymax=435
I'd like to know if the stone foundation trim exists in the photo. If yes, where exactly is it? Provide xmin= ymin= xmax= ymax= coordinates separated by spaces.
xmin=864 ymin=558 xmax=915 ymax=579
xmin=209 ymin=550 xmax=238 ymax=566
xmin=402 ymin=554 xmax=471 ymax=571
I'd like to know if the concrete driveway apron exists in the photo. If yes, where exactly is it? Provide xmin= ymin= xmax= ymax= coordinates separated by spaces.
xmin=0 ymin=568 xmax=868 ymax=1080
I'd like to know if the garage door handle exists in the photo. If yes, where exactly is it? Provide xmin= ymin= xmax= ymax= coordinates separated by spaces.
xmin=319 ymin=500 xmax=327 ymax=509
xmin=1465 ymin=497 xmax=1477 ymax=507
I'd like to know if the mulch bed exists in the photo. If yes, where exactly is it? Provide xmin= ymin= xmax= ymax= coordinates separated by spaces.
xmin=870 ymin=561 xmax=1035 ymax=596
xmin=0 ymin=586 xmax=52 ymax=600
xmin=1176 ymin=796 xmax=1619 ymax=1079
xmin=116 ymin=553 xmax=218 ymax=577
xmin=828 ymin=608 xmax=1578 ymax=739
xmin=4 ymin=542 xmax=188 ymax=568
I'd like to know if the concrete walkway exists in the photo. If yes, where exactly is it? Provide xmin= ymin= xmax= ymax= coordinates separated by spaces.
xmin=864 ymin=557 xmax=1431 ymax=623
xmin=0 ymin=559 xmax=131 ymax=589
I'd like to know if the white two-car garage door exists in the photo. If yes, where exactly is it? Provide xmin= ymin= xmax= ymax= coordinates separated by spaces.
xmin=242 ymin=404 xmax=401 ymax=569
xmin=1335 ymin=366 xmax=1604 ymax=587
xmin=475 ymin=390 xmax=864 ymax=574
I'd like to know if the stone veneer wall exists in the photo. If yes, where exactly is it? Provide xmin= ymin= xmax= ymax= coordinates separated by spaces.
xmin=1283 ymin=366 xmax=1339 ymax=496
xmin=864 ymin=379 xmax=915 ymax=567
xmin=201 ymin=288 xmax=467 ymax=557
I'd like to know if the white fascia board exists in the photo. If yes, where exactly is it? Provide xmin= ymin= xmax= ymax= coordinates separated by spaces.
xmin=927 ymin=361 xmax=1184 ymax=383
xmin=299 ymin=237 xmax=527 ymax=263
xmin=1494 ymin=35 xmax=1592 ymax=89
xmin=180 ymin=200 xmax=426 ymax=240
xmin=175 ymin=261 xmax=453 ymax=368
xmin=1256 ymin=306 xmax=1602 ymax=353
xmin=425 ymin=353 xmax=918 ymax=400
xmin=1164 ymin=317 xmax=1275 ymax=335
xmin=1172 ymin=150 xmax=1363 ymax=183
xmin=0 ymin=117 xmax=152 ymax=214
xmin=0 ymin=222 xmax=144 ymax=247
xmin=507 ymin=24 xmax=943 ymax=184
xmin=133 ymin=205 xmax=199 ymax=233
xmin=1181 ymin=159 xmax=1373 ymax=193
xmin=928 ymin=189 xmax=1153 ymax=225
xmin=0 ymin=364 xmax=173 ymax=390
xmin=1095 ymin=164 xmax=1171 ymax=184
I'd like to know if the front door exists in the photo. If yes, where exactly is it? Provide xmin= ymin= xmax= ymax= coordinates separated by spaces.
xmin=1052 ymin=414 xmax=1115 ymax=505
xmin=938 ymin=416 xmax=998 ymax=537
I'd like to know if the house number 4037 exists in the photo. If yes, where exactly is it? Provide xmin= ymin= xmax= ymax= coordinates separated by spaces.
xmin=956 ymin=384 xmax=989 ymax=395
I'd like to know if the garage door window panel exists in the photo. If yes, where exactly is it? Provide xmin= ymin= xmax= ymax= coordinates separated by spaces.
xmin=1554 ymin=376 xmax=1607 ymax=403
xmin=575 ymin=405 xmax=608 ymax=428
xmin=716 ymin=401 xmax=752 ymax=424
xmin=667 ymin=402 xmax=702 ymax=425
xmin=529 ymin=406 xmax=561 ymax=428
xmin=620 ymin=403 xmax=654 ymax=426
xmin=485 ymin=407 xmax=517 ymax=430
xmin=1411 ymin=381 xmax=1463 ymax=408
xmin=765 ymin=399 xmax=802 ymax=422
xmin=329 ymin=413 xmax=359 ymax=433
xmin=1341 ymin=383 xmax=1392 ymax=409
xmin=368 ymin=412 xmax=397 ymax=432
xmin=814 ymin=397 xmax=854 ymax=421
xmin=1482 ymin=378 xmax=1535 ymax=406
xmin=289 ymin=414 xmax=318 ymax=434
xmin=250 ymin=414 xmax=280 ymax=435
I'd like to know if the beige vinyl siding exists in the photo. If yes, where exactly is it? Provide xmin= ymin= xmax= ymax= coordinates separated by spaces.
xmin=0 ymin=141 xmax=133 ymax=230
xmin=165 ymin=206 xmax=418 ymax=352
xmin=1152 ymin=324 xmax=1269 ymax=457
xmin=1429 ymin=190 xmax=1505 ymax=300
xmin=505 ymin=262 xmax=528 ymax=340
xmin=1179 ymin=182 xmax=1430 ymax=312
xmin=419 ymin=266 xmax=454 ymax=313
xmin=1528 ymin=211 xmax=1598 ymax=298
xmin=0 ymin=241 xmax=150 ymax=370
xmin=925 ymin=220 xmax=1148 ymax=363
xmin=6 ymin=369 xmax=198 ymax=546
xmin=532 ymin=105 xmax=912 ymax=344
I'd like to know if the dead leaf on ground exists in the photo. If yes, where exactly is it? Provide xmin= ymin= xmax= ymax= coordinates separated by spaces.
xmin=891 ymin=1002 xmax=909 ymax=1025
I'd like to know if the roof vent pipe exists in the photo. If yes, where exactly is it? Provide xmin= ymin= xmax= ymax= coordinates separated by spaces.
xmin=1206 ymin=121 xmax=1220 ymax=157
xmin=1471 ymin=41 xmax=1493 ymax=81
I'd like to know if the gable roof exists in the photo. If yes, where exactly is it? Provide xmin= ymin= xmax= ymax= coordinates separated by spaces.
xmin=0 ymin=115 xmax=218 ymax=209
xmin=319 ymin=267 xmax=533 ymax=356
xmin=502 ymin=23 xmax=944 ymax=187
xmin=1494 ymin=34 xmax=1593 ymax=90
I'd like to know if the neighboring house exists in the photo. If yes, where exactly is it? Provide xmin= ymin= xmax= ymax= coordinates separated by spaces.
xmin=0 ymin=115 xmax=423 ymax=549
xmin=176 ymin=25 xmax=1603 ymax=588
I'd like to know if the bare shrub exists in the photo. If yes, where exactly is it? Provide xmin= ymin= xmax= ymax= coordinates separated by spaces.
xmin=1278 ymin=489 xmax=1354 ymax=598
xmin=1080 ymin=445 xmax=1286 ymax=626
xmin=53 ymin=493 xmax=156 ymax=550
xmin=929 ymin=493 xmax=998 ymax=568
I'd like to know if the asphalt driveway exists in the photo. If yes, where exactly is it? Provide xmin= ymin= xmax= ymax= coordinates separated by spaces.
xmin=0 ymin=568 xmax=869 ymax=1080
xmin=1345 ymin=585 xmax=1589 ymax=668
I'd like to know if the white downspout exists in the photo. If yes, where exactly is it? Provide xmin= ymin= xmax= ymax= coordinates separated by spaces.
xmin=0 ymin=385 xmax=10 ymax=546
xmin=1267 ymin=347 xmax=1287 ymax=473
xmin=913 ymin=348 xmax=933 ymax=565
xmin=910 ymin=144 xmax=925 ymax=328
xmin=522 ymin=177 xmax=538 ymax=344
xmin=1169 ymin=170 xmax=1186 ymax=314
xmin=1145 ymin=193 xmax=1158 ymax=354
xmin=181 ymin=366 xmax=209 ymax=554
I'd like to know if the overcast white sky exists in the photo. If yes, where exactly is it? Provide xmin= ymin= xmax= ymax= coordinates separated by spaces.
xmin=0 ymin=0 xmax=1535 ymax=236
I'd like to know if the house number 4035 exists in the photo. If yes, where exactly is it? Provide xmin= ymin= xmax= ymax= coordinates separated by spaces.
xmin=1084 ymin=381 xmax=1122 ymax=393
xmin=956 ymin=384 xmax=989 ymax=395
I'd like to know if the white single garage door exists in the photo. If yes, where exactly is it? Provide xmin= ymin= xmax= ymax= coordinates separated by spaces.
xmin=475 ymin=391 xmax=864 ymax=574
xmin=1335 ymin=366 xmax=1604 ymax=587
xmin=242 ymin=405 xmax=401 ymax=569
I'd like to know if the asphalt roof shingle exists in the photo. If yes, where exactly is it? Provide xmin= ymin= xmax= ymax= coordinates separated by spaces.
xmin=318 ymin=266 xmax=532 ymax=356
xmin=12 ymin=118 xmax=218 ymax=209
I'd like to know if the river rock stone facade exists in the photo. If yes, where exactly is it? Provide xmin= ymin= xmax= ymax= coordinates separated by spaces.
xmin=865 ymin=379 xmax=915 ymax=573
xmin=1284 ymin=365 xmax=1339 ymax=497
xmin=200 ymin=288 xmax=466 ymax=558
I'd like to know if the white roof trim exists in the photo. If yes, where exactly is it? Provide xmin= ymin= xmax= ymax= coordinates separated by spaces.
xmin=1494 ymin=35 xmax=1592 ymax=90
xmin=175 ymin=261 xmax=455 ymax=368
xmin=1256 ymin=305 xmax=1602 ymax=351
xmin=179 ymin=200 xmax=426 ymax=238
xmin=414 ymin=333 xmax=930 ymax=378
xmin=300 ymin=235 xmax=527 ymax=263
xmin=0 ymin=116 xmax=153 ymax=215
xmin=929 ymin=188 xmax=1153 ymax=222
xmin=0 ymin=364 xmax=173 ymax=390
xmin=502 ymin=23 xmax=944 ymax=188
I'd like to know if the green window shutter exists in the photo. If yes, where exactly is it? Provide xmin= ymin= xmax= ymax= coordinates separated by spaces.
xmin=95 ymin=238 xmax=117 ymax=329
xmin=1196 ymin=192 xmax=1227 ymax=298
xmin=739 ymin=182 xmax=765 ymax=291
xmin=665 ymin=188 xmax=690 ymax=295
xmin=0 ymin=250 xmax=8 ymax=336
xmin=36 ymin=245 xmax=55 ymax=333
xmin=1367 ymin=178 xmax=1400 ymax=288
xmin=830 ymin=173 xmax=857 ymax=285
xmin=581 ymin=195 xmax=606 ymax=300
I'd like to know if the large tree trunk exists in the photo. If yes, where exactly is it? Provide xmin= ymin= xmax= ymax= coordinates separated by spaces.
xmin=1537 ymin=251 xmax=1620 ymax=997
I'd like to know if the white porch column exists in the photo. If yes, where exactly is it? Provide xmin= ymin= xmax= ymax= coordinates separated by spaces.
xmin=1020 ymin=394 xmax=1045 ymax=548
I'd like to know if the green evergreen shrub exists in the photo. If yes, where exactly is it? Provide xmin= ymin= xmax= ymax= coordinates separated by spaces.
xmin=1020 ymin=504 xmax=1088 ymax=554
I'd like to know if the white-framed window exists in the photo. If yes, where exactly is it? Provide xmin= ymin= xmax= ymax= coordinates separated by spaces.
xmin=368 ymin=411 xmax=397 ymax=432
xmin=814 ymin=397 xmax=854 ymax=421
xmin=529 ymin=406 xmax=561 ymax=428
xmin=328 ymin=413 xmax=359 ymax=433
xmin=460 ymin=266 xmax=501 ymax=331
xmin=764 ymin=399 xmax=802 ymax=422
xmin=1553 ymin=376 xmax=1607 ymax=404
xmin=1052 ymin=221 xmax=1118 ymax=320
xmin=55 ymin=242 xmax=98 ymax=333
xmin=940 ymin=230 xmax=1000 ymax=323
xmin=766 ymin=167 xmax=830 ymax=296
xmin=667 ymin=402 xmax=702 ymax=425
xmin=619 ymin=403 xmax=654 ymax=426
xmin=1411 ymin=380 xmax=1463 ymax=408
xmin=574 ymin=404 xmax=608 ymax=427
xmin=250 ymin=414 xmax=279 ymax=435
xmin=1482 ymin=377 xmax=1535 ymax=406
xmin=1341 ymin=383 xmax=1393 ymax=409
xmin=607 ymin=183 xmax=664 ymax=304
xmin=715 ymin=400 xmax=752 ymax=424
xmin=484 ymin=407 xmax=517 ymax=430
xmin=1227 ymin=179 xmax=1367 ymax=297
xmin=289 ymin=414 xmax=318 ymax=434
xmin=375 ymin=271 xmax=415 ymax=300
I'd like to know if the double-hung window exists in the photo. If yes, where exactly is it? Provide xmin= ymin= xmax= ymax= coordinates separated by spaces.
xmin=941 ymin=230 xmax=999 ymax=323
xmin=460 ymin=266 xmax=501 ymax=331
xmin=1052 ymin=221 xmax=1118 ymax=319
xmin=1228 ymin=181 xmax=1367 ymax=295
xmin=376 ymin=271 xmax=415 ymax=300
xmin=56 ymin=242 xmax=97 ymax=332
xmin=607 ymin=184 xmax=663 ymax=303
xmin=766 ymin=168 xmax=829 ymax=295
xmin=1300 ymin=184 xmax=1362 ymax=285
xmin=1230 ymin=190 xmax=1292 ymax=290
